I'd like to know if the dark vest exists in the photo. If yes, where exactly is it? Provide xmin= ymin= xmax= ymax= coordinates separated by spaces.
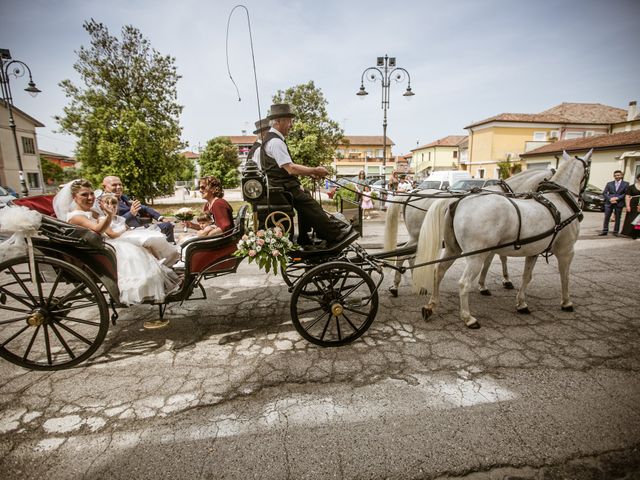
xmin=247 ymin=141 xmax=260 ymax=161
xmin=260 ymin=131 xmax=301 ymax=189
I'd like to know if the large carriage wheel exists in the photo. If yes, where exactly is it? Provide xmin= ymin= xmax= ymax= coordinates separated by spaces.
xmin=290 ymin=262 xmax=378 ymax=347
xmin=0 ymin=256 xmax=109 ymax=370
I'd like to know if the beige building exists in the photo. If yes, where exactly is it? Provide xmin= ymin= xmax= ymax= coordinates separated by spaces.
xmin=333 ymin=135 xmax=395 ymax=178
xmin=0 ymin=101 xmax=45 ymax=193
xmin=465 ymin=102 xmax=628 ymax=178
xmin=411 ymin=135 xmax=467 ymax=180
xmin=520 ymin=129 xmax=640 ymax=189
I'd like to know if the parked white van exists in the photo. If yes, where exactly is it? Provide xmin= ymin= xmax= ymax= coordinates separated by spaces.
xmin=420 ymin=170 xmax=471 ymax=190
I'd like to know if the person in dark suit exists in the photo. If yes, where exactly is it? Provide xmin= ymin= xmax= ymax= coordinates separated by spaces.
xmin=599 ymin=170 xmax=629 ymax=236
xmin=102 ymin=176 xmax=175 ymax=243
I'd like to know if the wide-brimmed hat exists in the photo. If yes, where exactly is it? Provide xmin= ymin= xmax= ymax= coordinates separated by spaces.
xmin=253 ymin=118 xmax=270 ymax=134
xmin=267 ymin=103 xmax=295 ymax=120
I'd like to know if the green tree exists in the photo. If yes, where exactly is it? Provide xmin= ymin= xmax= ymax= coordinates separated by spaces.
xmin=176 ymin=154 xmax=196 ymax=182
xmin=497 ymin=159 xmax=523 ymax=179
xmin=61 ymin=167 xmax=84 ymax=184
xmin=40 ymin=158 xmax=64 ymax=185
xmin=272 ymin=81 xmax=344 ymax=171
xmin=198 ymin=137 xmax=240 ymax=188
xmin=56 ymin=20 xmax=184 ymax=201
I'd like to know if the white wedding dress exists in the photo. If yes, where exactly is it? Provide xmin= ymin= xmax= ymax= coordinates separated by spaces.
xmin=67 ymin=210 xmax=179 ymax=305
xmin=105 ymin=216 xmax=180 ymax=266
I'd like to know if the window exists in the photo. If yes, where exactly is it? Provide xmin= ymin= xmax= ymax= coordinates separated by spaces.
xmin=585 ymin=131 xmax=595 ymax=137
xmin=478 ymin=168 xmax=485 ymax=179
xmin=27 ymin=172 xmax=41 ymax=189
xmin=453 ymin=150 xmax=458 ymax=158
xmin=21 ymin=136 xmax=36 ymax=154
xmin=565 ymin=132 xmax=585 ymax=140
xmin=375 ymin=149 xmax=383 ymax=158
xmin=533 ymin=132 xmax=547 ymax=141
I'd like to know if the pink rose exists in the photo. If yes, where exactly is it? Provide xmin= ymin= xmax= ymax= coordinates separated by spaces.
xmin=272 ymin=250 xmax=281 ymax=257
xmin=257 ymin=238 xmax=265 ymax=246
xmin=248 ymin=250 xmax=257 ymax=257
xmin=275 ymin=230 xmax=283 ymax=238
xmin=242 ymin=234 xmax=249 ymax=241
xmin=256 ymin=230 xmax=265 ymax=238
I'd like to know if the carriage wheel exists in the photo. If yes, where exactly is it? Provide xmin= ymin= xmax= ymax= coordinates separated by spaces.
xmin=282 ymin=260 xmax=311 ymax=288
xmin=290 ymin=262 xmax=378 ymax=347
xmin=264 ymin=211 xmax=292 ymax=234
xmin=0 ymin=256 xmax=109 ymax=370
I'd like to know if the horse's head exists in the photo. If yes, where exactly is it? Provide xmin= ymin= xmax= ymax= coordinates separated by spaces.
xmin=560 ymin=149 xmax=592 ymax=194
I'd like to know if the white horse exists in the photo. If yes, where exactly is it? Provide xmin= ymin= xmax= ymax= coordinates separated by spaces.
xmin=384 ymin=168 xmax=555 ymax=297
xmin=413 ymin=150 xmax=590 ymax=329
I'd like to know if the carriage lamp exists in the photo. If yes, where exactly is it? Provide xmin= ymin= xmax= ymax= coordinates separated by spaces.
xmin=241 ymin=157 xmax=265 ymax=201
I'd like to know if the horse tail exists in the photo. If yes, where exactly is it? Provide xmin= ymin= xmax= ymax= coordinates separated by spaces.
xmin=383 ymin=197 xmax=402 ymax=252
xmin=412 ymin=198 xmax=450 ymax=294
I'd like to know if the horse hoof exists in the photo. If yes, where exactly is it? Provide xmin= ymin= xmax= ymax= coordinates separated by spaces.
xmin=480 ymin=289 xmax=492 ymax=296
xmin=516 ymin=307 xmax=531 ymax=314
xmin=421 ymin=307 xmax=433 ymax=321
xmin=467 ymin=321 xmax=481 ymax=329
xmin=389 ymin=287 xmax=398 ymax=297
xmin=561 ymin=305 xmax=574 ymax=312
xmin=503 ymin=281 xmax=515 ymax=290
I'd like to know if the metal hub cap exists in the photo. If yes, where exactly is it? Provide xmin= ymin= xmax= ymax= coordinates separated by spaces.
xmin=27 ymin=309 xmax=47 ymax=327
xmin=331 ymin=303 xmax=344 ymax=316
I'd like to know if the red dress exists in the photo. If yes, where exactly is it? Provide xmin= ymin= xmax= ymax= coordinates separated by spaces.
xmin=204 ymin=198 xmax=234 ymax=233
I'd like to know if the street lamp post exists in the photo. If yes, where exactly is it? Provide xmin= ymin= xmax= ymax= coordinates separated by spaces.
xmin=357 ymin=55 xmax=414 ymax=183
xmin=0 ymin=48 xmax=41 ymax=197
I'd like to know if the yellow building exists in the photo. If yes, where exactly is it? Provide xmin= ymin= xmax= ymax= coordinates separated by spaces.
xmin=520 ymin=129 xmax=640 ymax=188
xmin=465 ymin=103 xmax=627 ymax=178
xmin=411 ymin=135 xmax=467 ymax=180
xmin=333 ymin=135 xmax=395 ymax=178
xmin=0 ymin=102 xmax=45 ymax=194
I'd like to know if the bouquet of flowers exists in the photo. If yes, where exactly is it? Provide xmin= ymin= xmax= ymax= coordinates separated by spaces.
xmin=174 ymin=207 xmax=195 ymax=232
xmin=233 ymin=227 xmax=298 ymax=275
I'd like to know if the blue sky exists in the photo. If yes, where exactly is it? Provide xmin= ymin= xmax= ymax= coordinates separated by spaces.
xmin=2 ymin=0 xmax=639 ymax=157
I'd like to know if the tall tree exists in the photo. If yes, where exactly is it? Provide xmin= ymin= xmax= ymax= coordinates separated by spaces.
xmin=198 ymin=137 xmax=240 ymax=188
xmin=56 ymin=20 xmax=184 ymax=201
xmin=272 ymin=81 xmax=344 ymax=170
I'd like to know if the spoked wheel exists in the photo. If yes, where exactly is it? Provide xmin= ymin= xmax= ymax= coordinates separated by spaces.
xmin=0 ymin=256 xmax=109 ymax=370
xmin=282 ymin=260 xmax=312 ymax=288
xmin=290 ymin=262 xmax=378 ymax=347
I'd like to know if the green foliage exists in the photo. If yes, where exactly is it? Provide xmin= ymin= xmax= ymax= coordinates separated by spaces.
xmin=198 ymin=137 xmax=240 ymax=188
xmin=333 ymin=183 xmax=358 ymax=208
xmin=497 ymin=160 xmax=523 ymax=179
xmin=40 ymin=159 xmax=64 ymax=184
xmin=60 ymin=167 xmax=84 ymax=183
xmin=272 ymin=81 xmax=344 ymax=168
xmin=176 ymin=154 xmax=196 ymax=182
xmin=56 ymin=19 xmax=184 ymax=201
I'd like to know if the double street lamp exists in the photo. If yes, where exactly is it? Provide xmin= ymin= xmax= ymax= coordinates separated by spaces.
xmin=1 ymin=48 xmax=41 ymax=197
xmin=357 ymin=55 xmax=414 ymax=182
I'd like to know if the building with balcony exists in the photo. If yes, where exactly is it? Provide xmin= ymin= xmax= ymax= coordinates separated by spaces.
xmin=333 ymin=135 xmax=395 ymax=178
xmin=465 ymin=102 xmax=628 ymax=178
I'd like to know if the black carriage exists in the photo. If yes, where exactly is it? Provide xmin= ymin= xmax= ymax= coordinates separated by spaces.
xmin=0 ymin=163 xmax=384 ymax=370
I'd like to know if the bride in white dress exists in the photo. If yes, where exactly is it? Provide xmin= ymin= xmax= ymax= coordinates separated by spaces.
xmin=53 ymin=180 xmax=179 ymax=305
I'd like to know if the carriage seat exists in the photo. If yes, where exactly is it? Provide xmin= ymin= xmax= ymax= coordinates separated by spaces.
xmin=253 ymin=187 xmax=295 ymax=215
xmin=10 ymin=195 xmax=105 ymax=250
xmin=180 ymin=205 xmax=248 ymax=275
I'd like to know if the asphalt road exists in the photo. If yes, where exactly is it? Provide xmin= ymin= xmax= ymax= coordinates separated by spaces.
xmin=1 ymin=212 xmax=639 ymax=479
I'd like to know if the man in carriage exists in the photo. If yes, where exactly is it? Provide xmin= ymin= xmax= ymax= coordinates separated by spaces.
xmin=260 ymin=103 xmax=354 ymax=249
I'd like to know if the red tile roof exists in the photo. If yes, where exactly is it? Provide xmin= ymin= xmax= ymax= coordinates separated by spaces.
xmin=521 ymin=129 xmax=640 ymax=157
xmin=412 ymin=135 xmax=467 ymax=150
xmin=226 ymin=135 xmax=257 ymax=144
xmin=182 ymin=151 xmax=200 ymax=159
xmin=466 ymin=103 xmax=628 ymax=129
xmin=341 ymin=135 xmax=395 ymax=146
xmin=540 ymin=102 xmax=627 ymax=124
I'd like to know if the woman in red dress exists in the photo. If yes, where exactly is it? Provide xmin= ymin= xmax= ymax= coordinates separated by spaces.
xmin=184 ymin=176 xmax=234 ymax=235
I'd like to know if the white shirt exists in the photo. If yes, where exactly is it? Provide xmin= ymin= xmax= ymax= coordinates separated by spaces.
xmin=263 ymin=127 xmax=292 ymax=168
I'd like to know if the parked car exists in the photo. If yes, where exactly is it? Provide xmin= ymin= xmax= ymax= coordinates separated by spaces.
xmin=0 ymin=186 xmax=17 ymax=207
xmin=327 ymin=177 xmax=357 ymax=199
xmin=580 ymin=184 xmax=605 ymax=212
xmin=416 ymin=179 xmax=450 ymax=191
xmin=2 ymin=186 xmax=19 ymax=198
xmin=448 ymin=178 xmax=501 ymax=191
